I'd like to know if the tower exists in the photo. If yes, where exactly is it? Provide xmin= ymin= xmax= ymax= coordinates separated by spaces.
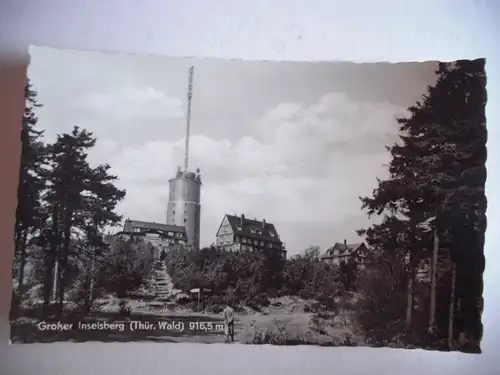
xmin=166 ymin=66 xmax=202 ymax=249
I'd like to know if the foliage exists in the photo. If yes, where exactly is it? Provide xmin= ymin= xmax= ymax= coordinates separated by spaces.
xmin=12 ymin=82 xmax=47 ymax=300
xmin=357 ymin=59 xmax=487 ymax=349
xmin=242 ymin=319 xmax=314 ymax=345
xmin=164 ymin=244 xmax=343 ymax=311
xmin=99 ymin=237 xmax=155 ymax=298
xmin=10 ymin=81 xmax=128 ymax=318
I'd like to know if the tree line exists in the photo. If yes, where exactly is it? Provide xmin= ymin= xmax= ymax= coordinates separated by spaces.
xmin=356 ymin=59 xmax=486 ymax=351
xmin=163 ymin=244 xmax=357 ymax=313
xmin=11 ymin=81 xmax=146 ymax=317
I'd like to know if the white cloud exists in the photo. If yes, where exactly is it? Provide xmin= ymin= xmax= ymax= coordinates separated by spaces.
xmin=74 ymin=86 xmax=184 ymax=121
xmin=94 ymin=91 xmax=406 ymax=254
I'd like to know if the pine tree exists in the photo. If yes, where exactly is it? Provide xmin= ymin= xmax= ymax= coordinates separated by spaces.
xmin=14 ymin=81 xmax=46 ymax=300
xmin=358 ymin=59 xmax=486 ymax=349
xmin=41 ymin=126 xmax=126 ymax=315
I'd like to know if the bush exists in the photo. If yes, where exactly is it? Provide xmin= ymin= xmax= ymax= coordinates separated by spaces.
xmin=245 ymin=294 xmax=270 ymax=311
xmin=243 ymin=320 xmax=313 ymax=345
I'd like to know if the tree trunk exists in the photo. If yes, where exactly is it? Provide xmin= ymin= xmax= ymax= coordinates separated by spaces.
xmin=58 ymin=204 xmax=72 ymax=315
xmin=14 ymin=221 xmax=22 ymax=257
xmin=405 ymin=252 xmax=415 ymax=331
xmin=429 ymin=227 xmax=439 ymax=332
xmin=17 ymin=230 xmax=29 ymax=299
xmin=52 ymin=257 xmax=59 ymax=302
xmin=448 ymin=262 xmax=457 ymax=349
xmin=406 ymin=272 xmax=414 ymax=331
xmin=43 ymin=208 xmax=59 ymax=316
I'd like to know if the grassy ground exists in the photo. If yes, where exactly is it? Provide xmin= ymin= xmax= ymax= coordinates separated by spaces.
xmin=10 ymin=299 xmax=361 ymax=345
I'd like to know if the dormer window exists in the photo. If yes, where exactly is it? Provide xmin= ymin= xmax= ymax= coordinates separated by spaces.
xmin=236 ymin=225 xmax=243 ymax=231
xmin=250 ymin=228 xmax=256 ymax=234
xmin=257 ymin=231 xmax=262 ymax=235
xmin=269 ymin=232 xmax=275 ymax=238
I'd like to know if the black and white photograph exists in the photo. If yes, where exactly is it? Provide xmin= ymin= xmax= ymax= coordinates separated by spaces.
xmin=9 ymin=46 xmax=487 ymax=353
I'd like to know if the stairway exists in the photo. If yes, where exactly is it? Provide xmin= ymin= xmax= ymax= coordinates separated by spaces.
xmin=153 ymin=259 xmax=183 ymax=301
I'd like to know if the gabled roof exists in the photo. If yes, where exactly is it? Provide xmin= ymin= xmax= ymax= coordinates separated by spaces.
xmin=222 ymin=214 xmax=282 ymax=244
xmin=122 ymin=219 xmax=186 ymax=234
xmin=322 ymin=242 xmax=367 ymax=259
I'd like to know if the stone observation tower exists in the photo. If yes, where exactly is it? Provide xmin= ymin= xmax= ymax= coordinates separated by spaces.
xmin=166 ymin=66 xmax=202 ymax=249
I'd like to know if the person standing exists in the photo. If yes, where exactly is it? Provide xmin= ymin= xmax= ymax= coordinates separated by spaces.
xmin=223 ymin=304 xmax=235 ymax=343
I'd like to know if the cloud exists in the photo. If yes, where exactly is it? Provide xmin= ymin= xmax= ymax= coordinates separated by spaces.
xmin=73 ymin=86 xmax=184 ymax=122
xmin=90 ymin=92 xmax=407 ymax=254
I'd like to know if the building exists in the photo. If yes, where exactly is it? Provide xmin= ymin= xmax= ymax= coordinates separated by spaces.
xmin=321 ymin=240 xmax=367 ymax=266
xmin=115 ymin=219 xmax=187 ymax=257
xmin=215 ymin=214 xmax=287 ymax=260
xmin=166 ymin=167 xmax=202 ymax=250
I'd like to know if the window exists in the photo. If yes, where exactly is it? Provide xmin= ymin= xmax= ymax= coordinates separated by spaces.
xmin=223 ymin=227 xmax=228 ymax=233
xmin=268 ymin=243 xmax=272 ymax=248
xmin=260 ymin=241 xmax=264 ymax=246
xmin=269 ymin=232 xmax=275 ymax=238
xmin=173 ymin=210 xmax=175 ymax=215
xmin=168 ymin=232 xmax=174 ymax=236
xmin=133 ymin=228 xmax=141 ymax=233
xmin=250 ymin=228 xmax=256 ymax=234
xmin=242 ymin=237 xmax=246 ymax=243
xmin=257 ymin=231 xmax=262 ymax=235
xmin=184 ymin=218 xmax=187 ymax=223
xmin=236 ymin=225 xmax=243 ymax=231
xmin=235 ymin=236 xmax=239 ymax=242
xmin=254 ymin=239 xmax=258 ymax=245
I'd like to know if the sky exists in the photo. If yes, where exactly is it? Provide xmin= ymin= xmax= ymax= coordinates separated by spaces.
xmin=27 ymin=46 xmax=438 ymax=255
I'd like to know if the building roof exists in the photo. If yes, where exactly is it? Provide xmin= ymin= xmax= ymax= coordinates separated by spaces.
xmin=122 ymin=219 xmax=186 ymax=234
xmin=223 ymin=214 xmax=282 ymax=244
xmin=322 ymin=242 xmax=366 ymax=259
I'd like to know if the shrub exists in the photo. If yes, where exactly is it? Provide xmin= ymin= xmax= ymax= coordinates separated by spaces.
xmin=243 ymin=320 xmax=313 ymax=345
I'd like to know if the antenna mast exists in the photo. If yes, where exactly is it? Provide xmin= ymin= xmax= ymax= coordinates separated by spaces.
xmin=184 ymin=66 xmax=194 ymax=172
